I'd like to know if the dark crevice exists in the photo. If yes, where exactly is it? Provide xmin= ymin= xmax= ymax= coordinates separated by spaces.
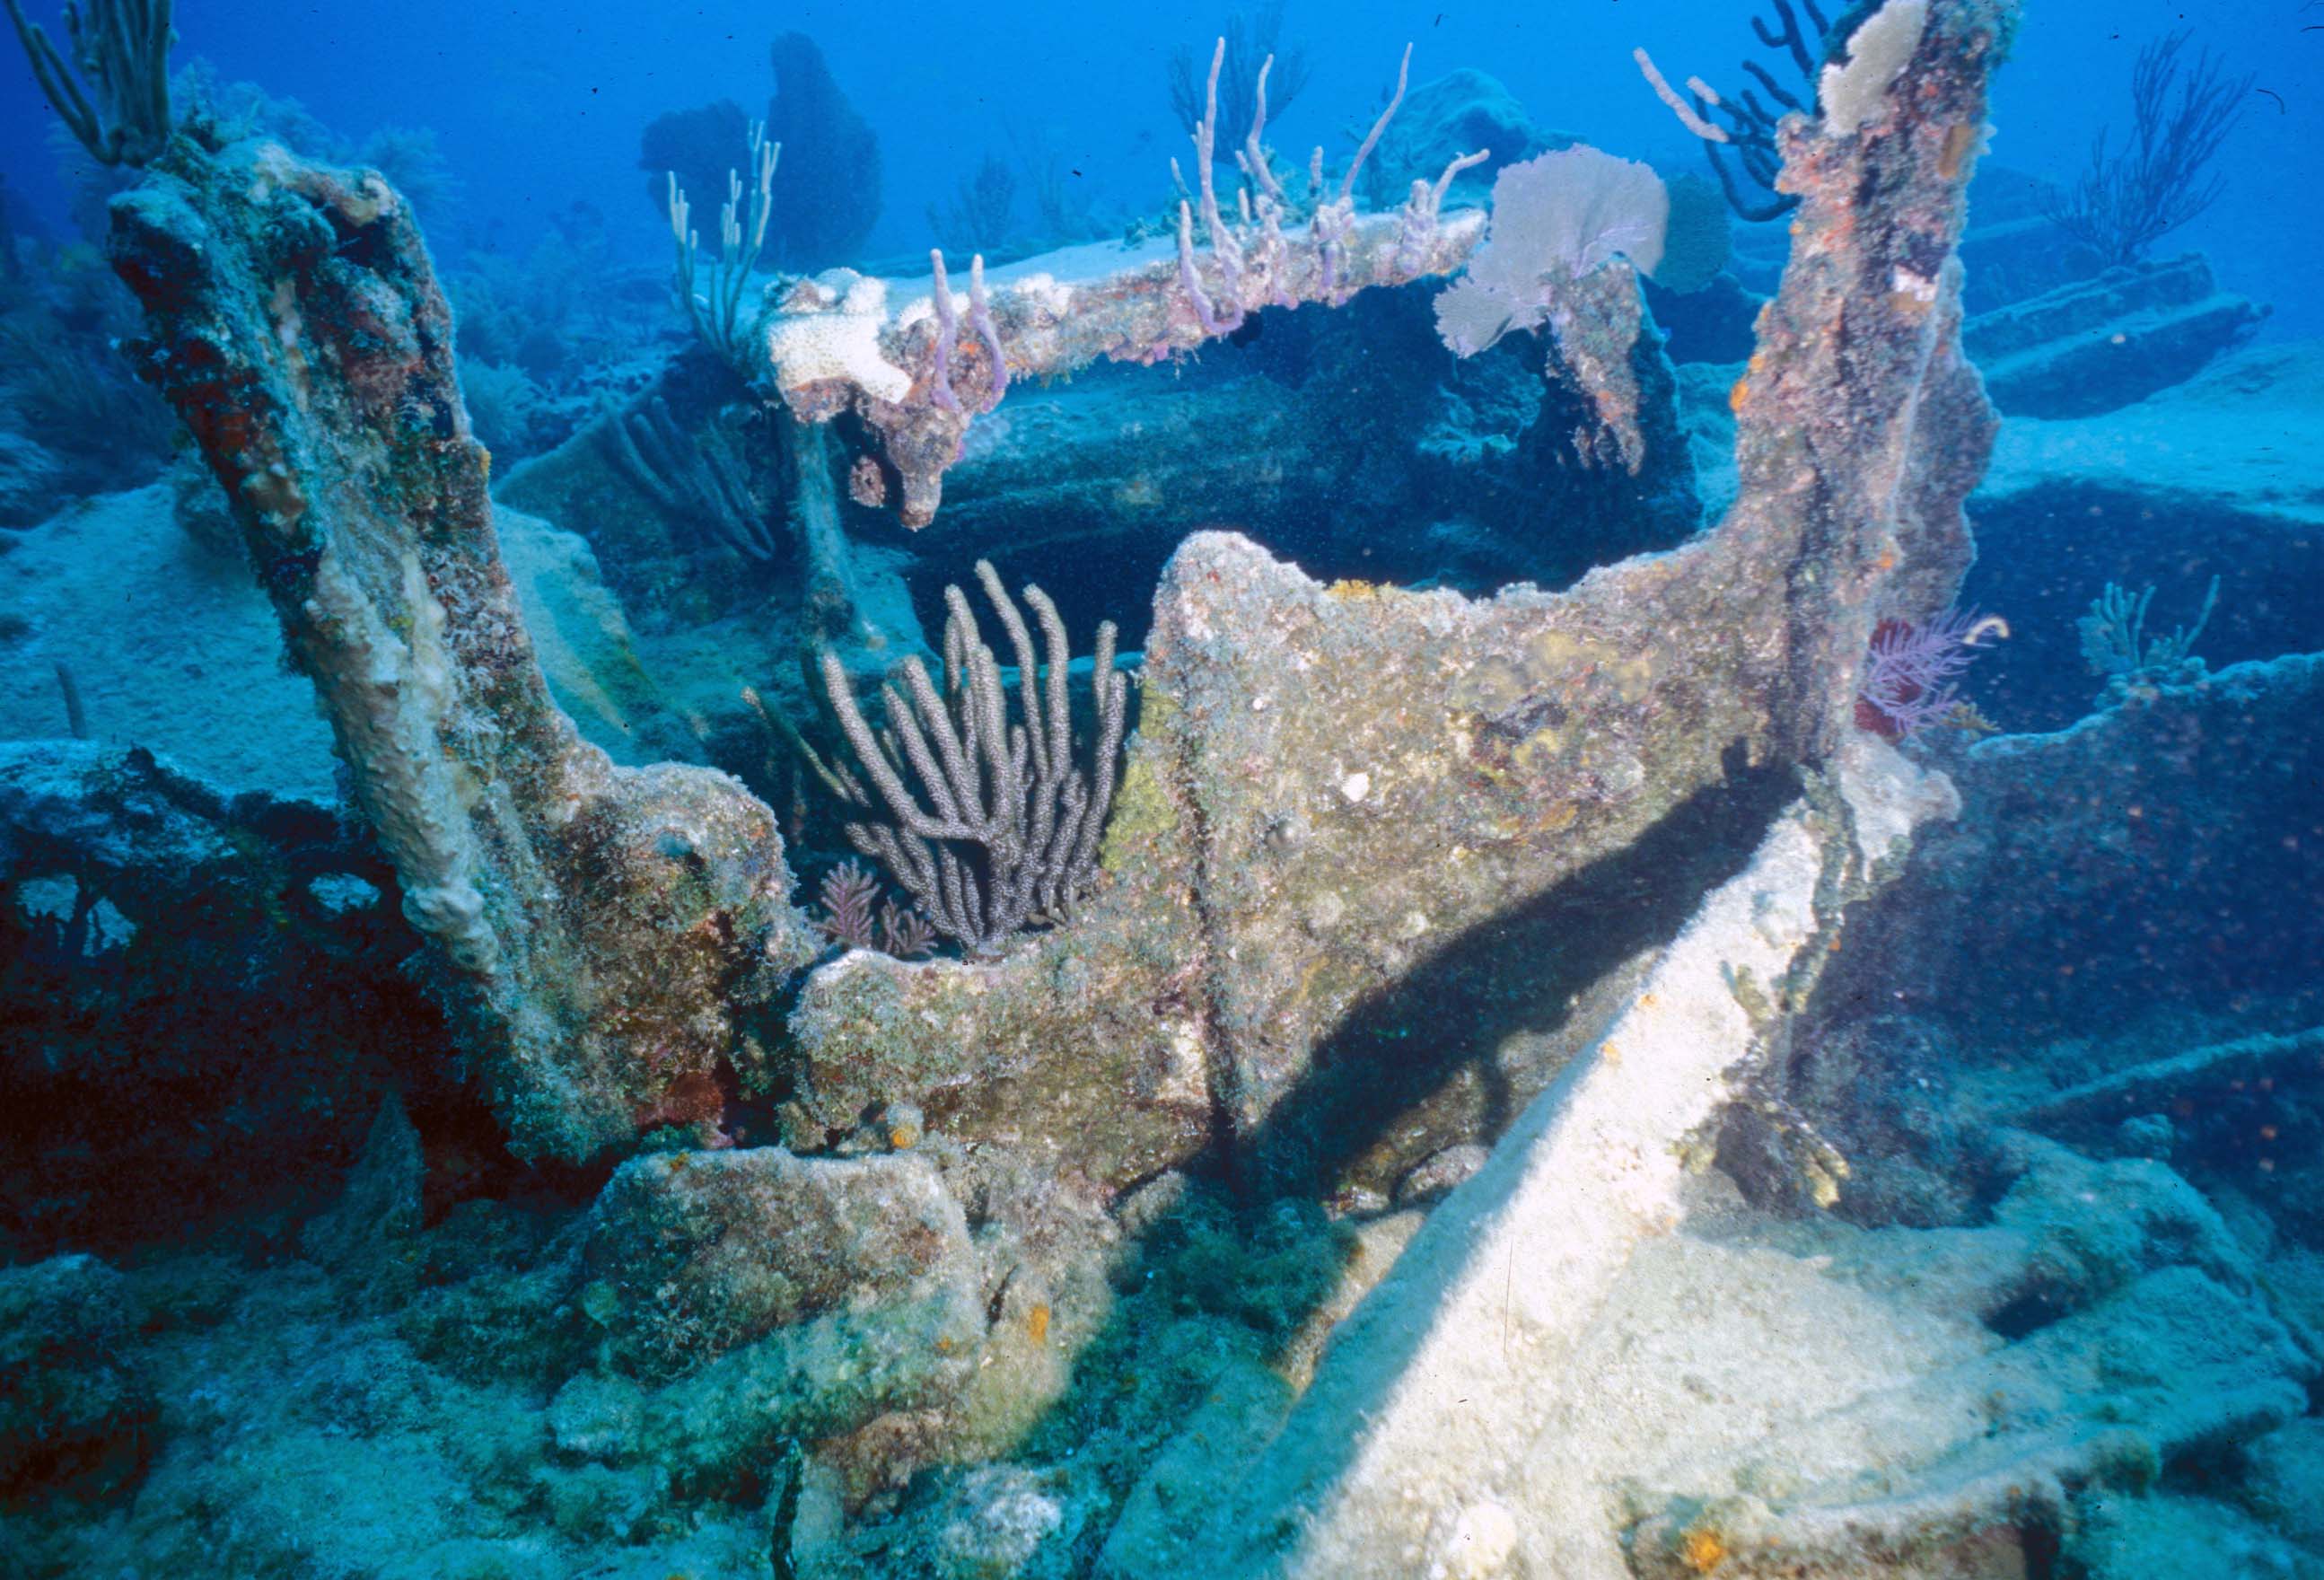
xmin=1984 ymin=1284 xmax=2075 ymax=1341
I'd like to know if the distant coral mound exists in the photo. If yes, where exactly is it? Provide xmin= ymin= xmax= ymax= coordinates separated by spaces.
xmin=764 ymin=31 xmax=881 ymax=270
xmin=637 ymin=98 xmax=750 ymax=221
xmin=1363 ymin=67 xmax=1554 ymax=209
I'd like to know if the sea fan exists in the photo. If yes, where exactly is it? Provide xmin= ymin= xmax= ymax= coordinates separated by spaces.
xmin=1855 ymin=607 xmax=1999 ymax=740
xmin=1434 ymin=146 xmax=1671 ymax=357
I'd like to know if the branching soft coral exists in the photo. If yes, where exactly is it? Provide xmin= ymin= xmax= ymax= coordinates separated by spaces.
xmin=1856 ymin=608 xmax=2005 ymax=739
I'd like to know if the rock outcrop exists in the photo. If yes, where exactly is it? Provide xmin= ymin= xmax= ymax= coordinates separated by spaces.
xmin=107 ymin=136 xmax=819 ymax=1160
xmin=0 ymin=739 xmax=433 ymax=1257
xmin=0 ymin=1253 xmax=155 ymax=1500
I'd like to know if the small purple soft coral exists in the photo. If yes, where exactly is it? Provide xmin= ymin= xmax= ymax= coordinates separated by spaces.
xmin=813 ymin=860 xmax=938 ymax=958
xmin=814 ymin=860 xmax=881 ymax=949
xmin=1855 ymin=607 xmax=2006 ymax=740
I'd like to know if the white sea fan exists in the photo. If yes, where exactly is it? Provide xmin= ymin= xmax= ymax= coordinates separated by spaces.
xmin=1433 ymin=145 xmax=1670 ymax=358
xmin=1433 ymin=275 xmax=1525 ymax=358
xmin=1513 ymin=146 xmax=1670 ymax=279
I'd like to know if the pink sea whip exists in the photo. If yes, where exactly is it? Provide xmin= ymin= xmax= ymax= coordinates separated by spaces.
xmin=926 ymin=250 xmax=961 ymax=413
xmin=968 ymin=253 xmax=1007 ymax=399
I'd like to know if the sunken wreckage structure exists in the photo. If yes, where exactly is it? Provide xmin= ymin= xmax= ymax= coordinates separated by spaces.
xmin=65 ymin=0 xmax=2185 ymax=1570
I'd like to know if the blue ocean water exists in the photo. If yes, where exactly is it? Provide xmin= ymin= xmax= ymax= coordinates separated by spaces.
xmin=2 ymin=0 xmax=2320 ymax=1575
xmin=4 ymin=0 xmax=2314 ymax=329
